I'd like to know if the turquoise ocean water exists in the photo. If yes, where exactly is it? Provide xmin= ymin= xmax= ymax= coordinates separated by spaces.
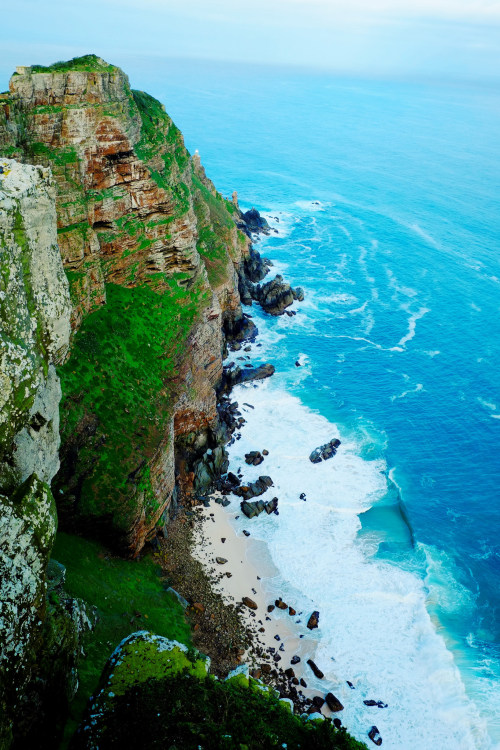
xmin=138 ymin=60 xmax=500 ymax=748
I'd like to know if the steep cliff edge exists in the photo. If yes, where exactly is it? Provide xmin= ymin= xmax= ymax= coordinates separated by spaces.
xmin=0 ymin=55 xmax=257 ymax=555
xmin=0 ymin=159 xmax=86 ymax=749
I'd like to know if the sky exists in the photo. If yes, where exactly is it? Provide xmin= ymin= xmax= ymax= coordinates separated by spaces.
xmin=1 ymin=0 xmax=500 ymax=84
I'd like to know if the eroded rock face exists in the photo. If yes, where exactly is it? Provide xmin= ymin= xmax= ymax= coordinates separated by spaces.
xmin=0 ymin=159 xmax=86 ymax=748
xmin=0 ymin=58 xmax=255 ymax=555
xmin=0 ymin=158 xmax=71 ymax=493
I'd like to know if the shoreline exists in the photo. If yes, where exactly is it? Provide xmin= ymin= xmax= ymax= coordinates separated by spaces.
xmin=192 ymin=499 xmax=346 ymax=720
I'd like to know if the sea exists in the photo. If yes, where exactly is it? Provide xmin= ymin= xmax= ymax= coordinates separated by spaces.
xmin=136 ymin=59 xmax=500 ymax=748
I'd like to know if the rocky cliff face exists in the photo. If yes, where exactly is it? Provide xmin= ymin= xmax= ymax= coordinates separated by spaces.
xmin=0 ymin=158 xmax=79 ymax=748
xmin=0 ymin=56 xmax=253 ymax=555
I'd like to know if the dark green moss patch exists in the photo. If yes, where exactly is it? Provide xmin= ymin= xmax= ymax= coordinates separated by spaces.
xmin=76 ymin=669 xmax=367 ymax=750
xmin=52 ymin=532 xmax=190 ymax=747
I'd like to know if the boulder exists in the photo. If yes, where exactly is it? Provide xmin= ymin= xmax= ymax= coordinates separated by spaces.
xmin=307 ymin=611 xmax=320 ymax=630
xmin=369 ymin=726 xmax=383 ymax=746
xmin=306 ymin=660 xmax=324 ymax=679
xmin=244 ymin=451 xmax=264 ymax=466
xmin=325 ymin=693 xmax=344 ymax=712
xmin=241 ymin=207 xmax=271 ymax=236
xmin=249 ymin=274 xmax=304 ymax=316
xmin=242 ymin=597 xmax=258 ymax=610
xmin=309 ymin=438 xmax=341 ymax=464
xmin=234 ymin=475 xmax=273 ymax=501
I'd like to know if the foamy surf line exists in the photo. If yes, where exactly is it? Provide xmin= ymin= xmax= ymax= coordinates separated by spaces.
xmin=214 ymin=377 xmax=489 ymax=749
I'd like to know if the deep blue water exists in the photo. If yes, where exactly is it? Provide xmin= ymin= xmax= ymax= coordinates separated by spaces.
xmin=139 ymin=61 xmax=500 ymax=746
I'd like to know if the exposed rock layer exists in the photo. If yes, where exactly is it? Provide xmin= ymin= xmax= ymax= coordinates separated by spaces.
xmin=0 ymin=57 xmax=262 ymax=555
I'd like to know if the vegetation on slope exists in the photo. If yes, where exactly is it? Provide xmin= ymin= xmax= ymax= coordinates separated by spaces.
xmin=29 ymin=55 xmax=116 ymax=74
xmin=56 ymin=279 xmax=210 ymax=538
xmin=52 ymin=532 xmax=190 ymax=747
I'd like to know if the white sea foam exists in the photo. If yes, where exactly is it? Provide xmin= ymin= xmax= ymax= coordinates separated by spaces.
xmin=225 ymin=379 xmax=489 ymax=749
xmin=390 ymin=383 xmax=424 ymax=402
xmin=408 ymin=222 xmax=441 ymax=249
xmin=396 ymin=307 xmax=430 ymax=349
xmin=295 ymin=200 xmax=325 ymax=212
xmin=477 ymin=397 xmax=497 ymax=412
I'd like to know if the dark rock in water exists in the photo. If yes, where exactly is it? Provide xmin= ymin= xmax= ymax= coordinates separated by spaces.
xmin=293 ymin=287 xmax=305 ymax=302
xmin=240 ymin=495 xmax=277 ymax=519
xmin=295 ymin=360 xmax=301 ymax=367
xmin=347 ymin=681 xmax=355 ymax=689
xmin=241 ymin=207 xmax=271 ymax=236
xmin=215 ymin=496 xmax=231 ymax=507
xmin=250 ymin=274 xmax=304 ymax=316
xmin=369 ymin=726 xmax=383 ymax=746
xmin=264 ymin=497 xmax=278 ymax=514
xmin=234 ymin=475 xmax=273 ymax=501
xmin=309 ymin=438 xmax=341 ymax=464
xmin=285 ymin=668 xmax=295 ymax=679
xmin=364 ymin=700 xmax=378 ymax=707
xmin=245 ymin=450 xmax=264 ymax=466
xmin=291 ymin=655 xmax=301 ymax=665
xmin=243 ymin=530 xmax=250 ymax=537
xmin=226 ymin=362 xmax=275 ymax=388
xmin=333 ymin=718 xmax=342 ymax=729
xmin=307 ymin=611 xmax=320 ymax=630
xmin=275 ymin=599 xmax=288 ymax=610
xmin=312 ymin=696 xmax=325 ymax=709
xmin=377 ymin=702 xmax=388 ymax=708
xmin=325 ymin=692 xmax=344 ymax=712
xmin=242 ymin=597 xmax=258 ymax=610
xmin=300 ymin=678 xmax=307 ymax=688
xmin=216 ymin=557 xmax=228 ymax=565
xmin=226 ymin=472 xmax=240 ymax=487
xmin=299 ymin=492 xmax=306 ymax=500
xmin=262 ymin=449 xmax=269 ymax=456
xmin=288 ymin=606 xmax=296 ymax=616
xmin=307 ymin=659 xmax=324 ymax=679
xmin=274 ymin=634 xmax=281 ymax=641
xmin=267 ymin=604 xmax=275 ymax=612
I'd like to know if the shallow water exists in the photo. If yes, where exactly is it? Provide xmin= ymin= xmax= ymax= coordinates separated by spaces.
xmin=141 ymin=61 xmax=500 ymax=748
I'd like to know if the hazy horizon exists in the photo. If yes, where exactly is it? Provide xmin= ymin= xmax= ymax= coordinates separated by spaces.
xmin=2 ymin=0 xmax=500 ymax=87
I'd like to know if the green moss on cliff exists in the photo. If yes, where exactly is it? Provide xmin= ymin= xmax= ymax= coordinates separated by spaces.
xmin=52 ymin=532 xmax=190 ymax=747
xmin=30 ymin=55 xmax=116 ymax=74
xmin=77 ymin=660 xmax=367 ymax=750
xmin=193 ymin=174 xmax=239 ymax=288
xmin=56 ymin=278 xmax=205 ymax=536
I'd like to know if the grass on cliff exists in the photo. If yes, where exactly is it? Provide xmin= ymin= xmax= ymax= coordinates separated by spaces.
xmin=192 ymin=174 xmax=240 ymax=288
xmin=57 ymin=279 xmax=208 ymax=534
xmin=52 ymin=531 xmax=190 ymax=748
xmin=78 ymin=671 xmax=367 ymax=750
xmin=29 ymin=55 xmax=116 ymax=74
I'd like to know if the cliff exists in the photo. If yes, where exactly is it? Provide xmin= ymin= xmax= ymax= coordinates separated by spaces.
xmin=0 ymin=158 xmax=94 ymax=749
xmin=0 ymin=55 xmax=306 ymax=749
xmin=0 ymin=55 xmax=256 ymax=556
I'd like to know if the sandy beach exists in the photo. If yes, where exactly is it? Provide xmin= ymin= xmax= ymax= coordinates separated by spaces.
xmin=192 ymin=498 xmax=343 ymax=717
